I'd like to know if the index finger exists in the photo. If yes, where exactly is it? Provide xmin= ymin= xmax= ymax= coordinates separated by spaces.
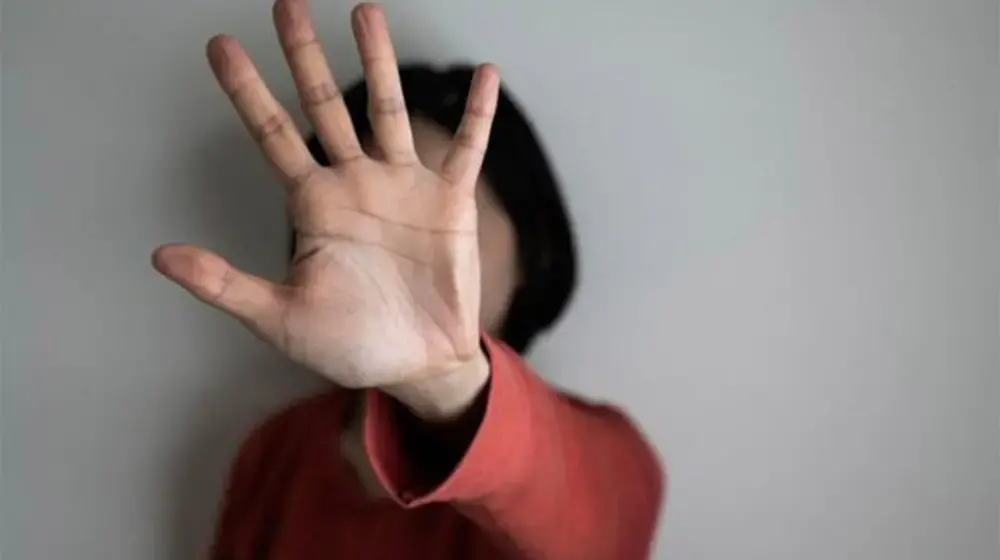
xmin=207 ymin=35 xmax=319 ymax=186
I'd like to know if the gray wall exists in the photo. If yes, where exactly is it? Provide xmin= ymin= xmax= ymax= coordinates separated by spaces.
xmin=3 ymin=0 xmax=997 ymax=558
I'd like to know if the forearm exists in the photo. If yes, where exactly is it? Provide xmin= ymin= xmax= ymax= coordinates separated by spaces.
xmin=335 ymin=346 xmax=490 ymax=498
xmin=360 ymin=338 xmax=666 ymax=558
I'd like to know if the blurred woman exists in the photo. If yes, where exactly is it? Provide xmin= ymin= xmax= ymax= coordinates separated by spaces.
xmin=152 ymin=2 xmax=665 ymax=558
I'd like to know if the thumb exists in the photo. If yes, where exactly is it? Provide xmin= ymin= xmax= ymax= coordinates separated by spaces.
xmin=152 ymin=243 xmax=283 ymax=328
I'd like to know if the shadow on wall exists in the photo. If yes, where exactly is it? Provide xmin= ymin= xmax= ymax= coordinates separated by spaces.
xmin=163 ymin=120 xmax=326 ymax=559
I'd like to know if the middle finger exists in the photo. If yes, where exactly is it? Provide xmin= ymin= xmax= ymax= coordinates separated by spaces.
xmin=273 ymin=0 xmax=364 ymax=164
xmin=351 ymin=4 xmax=416 ymax=165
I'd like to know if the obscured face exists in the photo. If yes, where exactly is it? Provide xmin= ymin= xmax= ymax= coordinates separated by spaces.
xmin=365 ymin=117 xmax=520 ymax=335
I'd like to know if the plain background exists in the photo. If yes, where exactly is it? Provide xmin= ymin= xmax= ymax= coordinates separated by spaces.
xmin=3 ymin=0 xmax=998 ymax=558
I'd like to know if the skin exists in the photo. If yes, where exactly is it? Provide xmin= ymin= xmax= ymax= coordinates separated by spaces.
xmin=341 ymin=119 xmax=520 ymax=498
xmin=400 ymin=117 xmax=520 ymax=337
xmin=152 ymin=1 xmax=514 ymax=422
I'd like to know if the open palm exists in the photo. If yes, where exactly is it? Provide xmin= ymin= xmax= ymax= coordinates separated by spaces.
xmin=153 ymin=1 xmax=499 ymax=388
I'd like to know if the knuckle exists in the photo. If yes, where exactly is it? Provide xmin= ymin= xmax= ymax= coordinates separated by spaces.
xmin=464 ymin=106 xmax=494 ymax=120
xmin=284 ymin=37 xmax=321 ymax=55
xmin=300 ymin=82 xmax=343 ymax=109
xmin=454 ymin=132 xmax=485 ymax=154
xmin=369 ymin=95 xmax=406 ymax=116
xmin=214 ymin=266 xmax=238 ymax=302
xmin=226 ymin=77 xmax=257 ymax=100
xmin=289 ymin=165 xmax=322 ymax=186
xmin=385 ymin=150 xmax=418 ymax=165
xmin=255 ymin=113 xmax=295 ymax=142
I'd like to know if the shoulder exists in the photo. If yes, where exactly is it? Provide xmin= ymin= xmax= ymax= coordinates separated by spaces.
xmin=555 ymin=389 xmax=662 ymax=466
xmin=227 ymin=389 xmax=346 ymax=478
xmin=487 ymin=338 xmax=640 ymax=429
xmin=547 ymin=385 xmax=634 ymax=425
xmin=556 ymin=389 xmax=622 ymax=415
xmin=212 ymin=389 xmax=349 ymax=547
xmin=251 ymin=389 xmax=345 ymax=439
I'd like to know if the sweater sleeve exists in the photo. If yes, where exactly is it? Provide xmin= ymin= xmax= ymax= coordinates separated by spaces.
xmin=362 ymin=336 xmax=666 ymax=559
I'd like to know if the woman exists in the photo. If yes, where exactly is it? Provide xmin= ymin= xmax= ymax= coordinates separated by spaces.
xmin=152 ymin=1 xmax=664 ymax=558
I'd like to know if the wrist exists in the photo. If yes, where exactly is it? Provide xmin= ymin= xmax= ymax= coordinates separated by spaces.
xmin=382 ymin=349 xmax=490 ymax=422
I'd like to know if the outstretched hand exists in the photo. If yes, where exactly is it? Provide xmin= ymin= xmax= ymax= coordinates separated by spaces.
xmin=153 ymin=1 xmax=499 ymax=405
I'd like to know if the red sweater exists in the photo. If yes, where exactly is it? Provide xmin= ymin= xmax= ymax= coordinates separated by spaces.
xmin=211 ymin=337 xmax=665 ymax=559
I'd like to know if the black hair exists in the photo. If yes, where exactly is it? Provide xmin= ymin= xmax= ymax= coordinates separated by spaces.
xmin=299 ymin=64 xmax=577 ymax=354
